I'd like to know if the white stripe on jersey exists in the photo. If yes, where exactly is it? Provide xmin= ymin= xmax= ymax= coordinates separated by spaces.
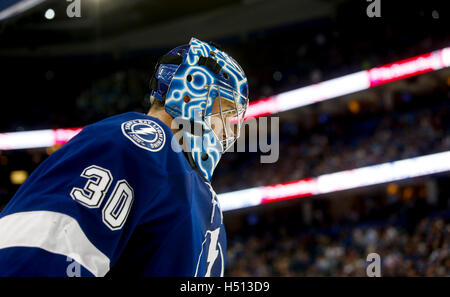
xmin=0 ymin=211 xmax=110 ymax=277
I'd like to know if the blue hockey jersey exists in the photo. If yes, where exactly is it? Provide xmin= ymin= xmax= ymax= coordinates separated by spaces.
xmin=0 ymin=112 xmax=226 ymax=277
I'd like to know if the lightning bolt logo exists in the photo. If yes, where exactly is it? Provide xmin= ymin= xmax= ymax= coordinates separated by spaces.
xmin=131 ymin=126 xmax=157 ymax=135
xmin=122 ymin=119 xmax=166 ymax=152
xmin=205 ymin=228 xmax=220 ymax=277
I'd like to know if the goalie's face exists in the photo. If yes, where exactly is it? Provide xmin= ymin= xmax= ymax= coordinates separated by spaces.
xmin=204 ymin=85 xmax=248 ymax=152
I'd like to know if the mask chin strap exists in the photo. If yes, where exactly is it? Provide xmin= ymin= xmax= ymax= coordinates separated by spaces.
xmin=179 ymin=130 xmax=212 ymax=183
xmin=182 ymin=151 xmax=210 ymax=183
xmin=173 ymin=117 xmax=212 ymax=176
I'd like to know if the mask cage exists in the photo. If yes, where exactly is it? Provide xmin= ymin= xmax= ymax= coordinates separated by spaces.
xmin=203 ymin=84 xmax=249 ymax=152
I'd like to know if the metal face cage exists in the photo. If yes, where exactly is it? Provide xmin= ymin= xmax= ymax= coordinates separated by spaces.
xmin=203 ymin=84 xmax=249 ymax=152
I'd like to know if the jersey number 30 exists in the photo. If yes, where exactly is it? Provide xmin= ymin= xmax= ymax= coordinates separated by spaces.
xmin=70 ymin=165 xmax=134 ymax=231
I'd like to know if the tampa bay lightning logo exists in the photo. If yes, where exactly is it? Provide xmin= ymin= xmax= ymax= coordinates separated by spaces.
xmin=121 ymin=119 xmax=166 ymax=152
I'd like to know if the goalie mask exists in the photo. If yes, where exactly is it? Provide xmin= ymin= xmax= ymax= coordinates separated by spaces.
xmin=149 ymin=37 xmax=249 ymax=181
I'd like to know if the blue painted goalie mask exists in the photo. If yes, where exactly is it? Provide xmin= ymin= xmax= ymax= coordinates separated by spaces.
xmin=149 ymin=37 xmax=249 ymax=181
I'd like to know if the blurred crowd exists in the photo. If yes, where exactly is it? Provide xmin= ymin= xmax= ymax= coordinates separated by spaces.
xmin=225 ymin=197 xmax=450 ymax=277
xmin=74 ymin=69 xmax=150 ymax=126
xmin=213 ymin=91 xmax=450 ymax=193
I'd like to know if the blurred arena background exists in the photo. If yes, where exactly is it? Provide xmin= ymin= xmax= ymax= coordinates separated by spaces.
xmin=0 ymin=0 xmax=449 ymax=277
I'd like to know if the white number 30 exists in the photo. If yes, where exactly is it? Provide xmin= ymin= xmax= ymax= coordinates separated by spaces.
xmin=70 ymin=165 xmax=134 ymax=231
